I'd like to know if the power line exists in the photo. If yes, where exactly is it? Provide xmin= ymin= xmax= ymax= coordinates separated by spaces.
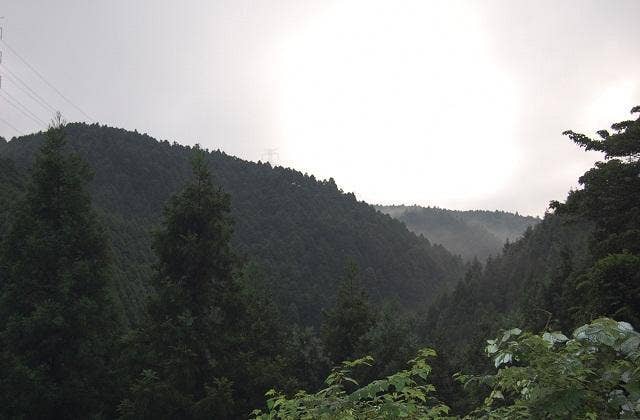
xmin=0 ymin=88 xmax=47 ymax=127
xmin=1 ymin=87 xmax=48 ymax=126
xmin=0 ymin=116 xmax=24 ymax=136
xmin=0 ymin=18 xmax=26 ymax=137
xmin=0 ymin=91 xmax=43 ymax=127
xmin=4 ymin=72 xmax=56 ymax=114
xmin=0 ymin=18 xmax=52 ymax=135
xmin=0 ymin=92 xmax=46 ymax=128
xmin=1 ymin=63 xmax=58 ymax=114
xmin=0 ymin=38 xmax=94 ymax=122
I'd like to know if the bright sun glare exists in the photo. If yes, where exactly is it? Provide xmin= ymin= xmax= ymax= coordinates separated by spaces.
xmin=273 ymin=0 xmax=521 ymax=206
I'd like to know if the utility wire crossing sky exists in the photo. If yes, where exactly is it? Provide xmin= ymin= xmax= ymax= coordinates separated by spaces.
xmin=0 ymin=0 xmax=639 ymax=216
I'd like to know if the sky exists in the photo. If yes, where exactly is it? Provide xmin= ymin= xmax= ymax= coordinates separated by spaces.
xmin=1 ymin=0 xmax=639 ymax=216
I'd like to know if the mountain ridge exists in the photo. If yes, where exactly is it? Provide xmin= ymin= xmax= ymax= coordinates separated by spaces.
xmin=0 ymin=123 xmax=464 ymax=326
xmin=376 ymin=204 xmax=540 ymax=261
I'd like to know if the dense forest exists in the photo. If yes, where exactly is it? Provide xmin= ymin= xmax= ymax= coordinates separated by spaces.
xmin=376 ymin=205 xmax=539 ymax=261
xmin=0 ymin=124 xmax=464 ymax=327
xmin=0 ymin=106 xmax=638 ymax=418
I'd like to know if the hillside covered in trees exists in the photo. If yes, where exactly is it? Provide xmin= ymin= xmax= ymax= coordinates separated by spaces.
xmin=377 ymin=205 xmax=540 ymax=261
xmin=253 ymin=105 xmax=640 ymax=417
xmin=396 ymin=106 xmax=639 ymax=414
xmin=0 ymin=124 xmax=464 ymax=326
xmin=0 ymin=106 xmax=638 ymax=418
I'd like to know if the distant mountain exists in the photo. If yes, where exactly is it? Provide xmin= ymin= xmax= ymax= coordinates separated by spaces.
xmin=376 ymin=205 xmax=540 ymax=261
xmin=0 ymin=124 xmax=464 ymax=326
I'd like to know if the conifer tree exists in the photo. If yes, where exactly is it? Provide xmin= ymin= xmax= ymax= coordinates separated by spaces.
xmin=0 ymin=115 xmax=117 ymax=418
xmin=555 ymin=105 xmax=640 ymax=256
xmin=553 ymin=105 xmax=640 ymax=324
xmin=120 ymin=147 xmax=239 ymax=418
xmin=321 ymin=261 xmax=376 ymax=364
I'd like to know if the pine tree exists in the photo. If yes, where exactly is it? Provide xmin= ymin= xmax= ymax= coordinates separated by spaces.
xmin=120 ymin=147 xmax=240 ymax=419
xmin=0 ymin=116 xmax=117 ymax=418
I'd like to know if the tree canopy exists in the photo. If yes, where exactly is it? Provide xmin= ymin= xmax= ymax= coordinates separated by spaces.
xmin=0 ymin=119 xmax=118 ymax=418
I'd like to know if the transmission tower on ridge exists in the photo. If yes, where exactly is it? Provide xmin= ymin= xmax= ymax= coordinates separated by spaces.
xmin=261 ymin=147 xmax=280 ymax=164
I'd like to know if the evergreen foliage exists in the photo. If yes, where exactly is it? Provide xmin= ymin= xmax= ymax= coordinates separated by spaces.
xmin=418 ymin=105 xmax=640 ymax=413
xmin=119 ymin=148 xmax=239 ymax=418
xmin=0 ymin=157 xmax=22 ymax=235
xmin=0 ymin=119 xmax=118 ymax=418
xmin=358 ymin=303 xmax=421 ymax=382
xmin=321 ymin=262 xmax=376 ymax=365
xmin=119 ymin=149 xmax=322 ymax=418
xmin=0 ymin=106 xmax=637 ymax=417
xmin=552 ymin=106 xmax=640 ymax=324
xmin=0 ymin=124 xmax=464 ymax=327
xmin=377 ymin=205 xmax=539 ymax=261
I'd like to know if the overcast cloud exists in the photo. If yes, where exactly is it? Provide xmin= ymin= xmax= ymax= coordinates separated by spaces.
xmin=1 ymin=0 xmax=639 ymax=215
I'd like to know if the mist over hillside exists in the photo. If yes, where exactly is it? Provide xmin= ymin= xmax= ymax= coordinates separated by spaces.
xmin=377 ymin=205 xmax=540 ymax=261
xmin=1 ymin=1 xmax=639 ymax=417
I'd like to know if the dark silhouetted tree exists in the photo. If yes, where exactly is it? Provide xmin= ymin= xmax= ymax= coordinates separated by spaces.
xmin=553 ymin=105 xmax=640 ymax=325
xmin=119 ymin=147 xmax=239 ymax=419
xmin=0 ymin=116 xmax=117 ymax=418
xmin=321 ymin=261 xmax=376 ymax=364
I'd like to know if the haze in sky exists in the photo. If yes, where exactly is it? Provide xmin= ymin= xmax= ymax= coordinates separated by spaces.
xmin=1 ymin=0 xmax=639 ymax=216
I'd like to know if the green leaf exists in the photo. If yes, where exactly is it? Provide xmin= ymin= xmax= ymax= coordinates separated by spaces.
xmin=617 ymin=321 xmax=634 ymax=332
xmin=620 ymin=335 xmax=640 ymax=355
xmin=487 ymin=342 xmax=499 ymax=354
xmin=490 ymin=390 xmax=504 ymax=400
xmin=494 ymin=352 xmax=513 ymax=367
xmin=543 ymin=331 xmax=569 ymax=347
xmin=344 ymin=376 xmax=359 ymax=386
xmin=501 ymin=328 xmax=522 ymax=343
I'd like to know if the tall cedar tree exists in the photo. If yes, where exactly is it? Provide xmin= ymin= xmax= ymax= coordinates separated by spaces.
xmin=120 ymin=147 xmax=242 ymax=419
xmin=0 ymin=118 xmax=117 ymax=418
xmin=557 ymin=105 xmax=640 ymax=256
xmin=553 ymin=105 xmax=640 ymax=325
xmin=321 ymin=261 xmax=376 ymax=365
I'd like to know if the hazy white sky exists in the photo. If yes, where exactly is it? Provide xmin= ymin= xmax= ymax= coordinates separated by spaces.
xmin=1 ymin=0 xmax=639 ymax=215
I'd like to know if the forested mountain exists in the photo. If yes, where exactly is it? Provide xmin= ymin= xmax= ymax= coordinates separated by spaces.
xmin=421 ymin=213 xmax=594 ymax=410
xmin=0 ymin=123 xmax=464 ymax=326
xmin=250 ymin=106 xmax=640 ymax=418
xmin=415 ymin=106 xmax=640 ymax=413
xmin=377 ymin=205 xmax=539 ymax=261
xmin=1 ymin=107 xmax=638 ymax=419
